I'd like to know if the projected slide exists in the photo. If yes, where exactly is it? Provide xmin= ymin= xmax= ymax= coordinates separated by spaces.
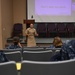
xmin=35 ymin=0 xmax=72 ymax=16
xmin=27 ymin=0 xmax=75 ymax=22
xmin=72 ymin=2 xmax=75 ymax=11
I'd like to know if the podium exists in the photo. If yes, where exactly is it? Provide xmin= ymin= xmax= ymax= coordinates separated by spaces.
xmin=24 ymin=19 xmax=35 ymax=28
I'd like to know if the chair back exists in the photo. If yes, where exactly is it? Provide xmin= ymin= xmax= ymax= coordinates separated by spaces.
xmin=0 ymin=61 xmax=18 ymax=75
xmin=21 ymin=59 xmax=75 ymax=75
xmin=23 ymin=50 xmax=53 ymax=61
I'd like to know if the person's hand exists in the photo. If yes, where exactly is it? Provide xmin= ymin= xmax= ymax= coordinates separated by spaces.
xmin=35 ymin=34 xmax=39 ymax=36
xmin=27 ymin=34 xmax=31 ymax=36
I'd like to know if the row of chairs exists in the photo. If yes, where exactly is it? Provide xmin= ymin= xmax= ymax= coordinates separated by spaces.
xmin=0 ymin=59 xmax=75 ymax=75
xmin=2 ymin=47 xmax=61 ymax=62
xmin=37 ymin=23 xmax=75 ymax=37
xmin=11 ymin=23 xmax=75 ymax=38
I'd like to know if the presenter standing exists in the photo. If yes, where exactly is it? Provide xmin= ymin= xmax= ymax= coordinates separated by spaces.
xmin=25 ymin=23 xmax=38 ymax=47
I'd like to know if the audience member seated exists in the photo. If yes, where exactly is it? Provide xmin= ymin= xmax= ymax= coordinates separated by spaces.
xmin=0 ymin=51 xmax=8 ymax=63
xmin=50 ymin=39 xmax=75 ymax=61
xmin=61 ymin=40 xmax=75 ymax=60
xmin=7 ymin=37 xmax=22 ymax=49
xmin=50 ymin=36 xmax=63 ymax=48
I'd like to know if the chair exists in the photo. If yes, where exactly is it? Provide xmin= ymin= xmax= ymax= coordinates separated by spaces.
xmin=55 ymin=49 xmax=60 ymax=54
xmin=23 ymin=50 xmax=53 ymax=61
xmin=37 ymin=23 xmax=47 ymax=37
xmin=57 ymin=23 xmax=67 ymax=37
xmin=47 ymin=23 xmax=57 ymax=37
xmin=23 ymin=47 xmax=45 ymax=51
xmin=3 ymin=49 xmax=22 ymax=62
xmin=46 ymin=47 xmax=61 ymax=56
xmin=66 ymin=23 xmax=75 ymax=37
xmin=12 ymin=23 xmax=23 ymax=37
xmin=21 ymin=59 xmax=75 ymax=75
xmin=0 ymin=61 xmax=18 ymax=75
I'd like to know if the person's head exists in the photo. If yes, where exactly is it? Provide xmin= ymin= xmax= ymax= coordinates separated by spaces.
xmin=13 ymin=37 xmax=20 ymax=45
xmin=53 ymin=36 xmax=62 ymax=47
xmin=30 ymin=23 xmax=34 ymax=28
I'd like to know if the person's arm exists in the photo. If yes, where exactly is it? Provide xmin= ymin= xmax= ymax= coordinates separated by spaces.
xmin=18 ymin=42 xmax=22 ymax=48
xmin=34 ymin=29 xmax=38 ymax=36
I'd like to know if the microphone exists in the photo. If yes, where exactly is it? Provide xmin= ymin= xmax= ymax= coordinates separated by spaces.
xmin=31 ymin=15 xmax=33 ymax=18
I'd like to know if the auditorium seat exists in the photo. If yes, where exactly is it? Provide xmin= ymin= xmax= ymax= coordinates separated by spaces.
xmin=12 ymin=23 xmax=23 ymax=37
xmin=55 ymin=49 xmax=60 ymax=54
xmin=46 ymin=47 xmax=61 ymax=56
xmin=66 ymin=23 xmax=75 ymax=37
xmin=3 ymin=49 xmax=22 ymax=62
xmin=21 ymin=59 xmax=75 ymax=75
xmin=23 ymin=50 xmax=53 ymax=61
xmin=23 ymin=47 xmax=45 ymax=51
xmin=57 ymin=23 xmax=67 ymax=37
xmin=37 ymin=23 xmax=47 ymax=37
xmin=47 ymin=23 xmax=57 ymax=37
xmin=0 ymin=61 xmax=18 ymax=75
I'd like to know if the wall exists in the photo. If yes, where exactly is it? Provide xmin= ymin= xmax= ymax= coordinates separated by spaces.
xmin=1 ymin=0 xmax=13 ymax=48
xmin=13 ymin=0 xmax=26 ymax=35
xmin=0 ymin=0 xmax=3 ymax=49
xmin=0 ymin=0 xmax=26 ymax=48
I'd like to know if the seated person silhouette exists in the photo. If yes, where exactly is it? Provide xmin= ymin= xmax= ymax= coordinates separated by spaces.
xmin=50 ymin=36 xmax=63 ymax=48
xmin=7 ymin=37 xmax=22 ymax=49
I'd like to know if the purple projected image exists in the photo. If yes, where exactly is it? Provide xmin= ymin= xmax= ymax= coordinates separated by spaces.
xmin=72 ymin=2 xmax=75 ymax=11
xmin=35 ymin=0 xmax=72 ymax=16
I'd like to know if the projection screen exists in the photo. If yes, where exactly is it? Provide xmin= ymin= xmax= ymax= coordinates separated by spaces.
xmin=27 ymin=0 xmax=75 ymax=22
